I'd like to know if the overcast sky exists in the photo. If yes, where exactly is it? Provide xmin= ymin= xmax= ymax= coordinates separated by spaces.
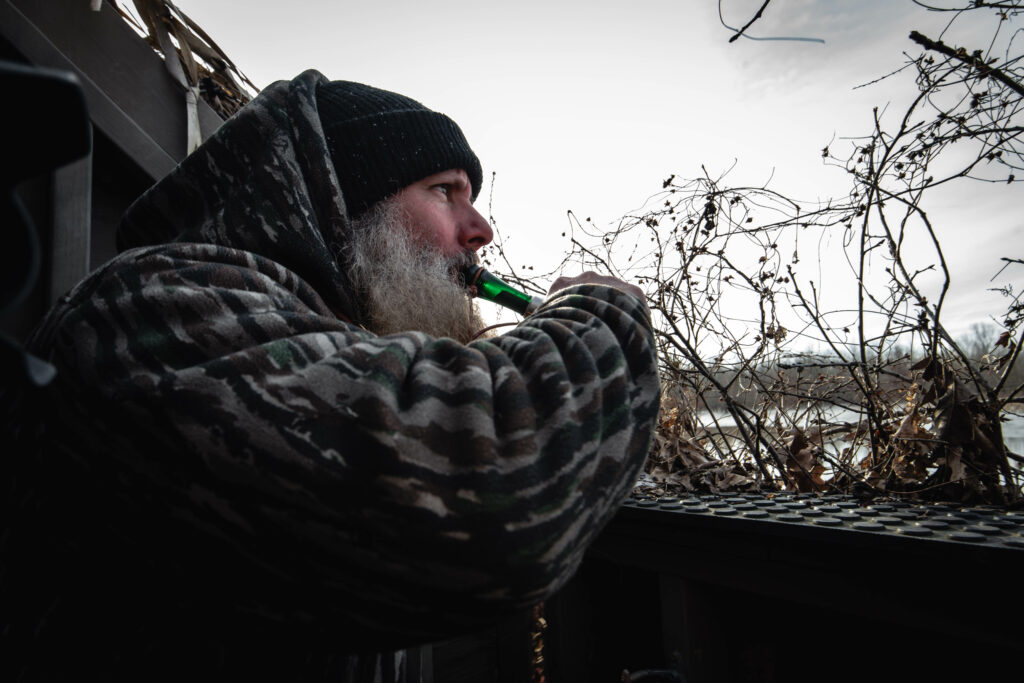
xmin=156 ymin=0 xmax=1020 ymax=339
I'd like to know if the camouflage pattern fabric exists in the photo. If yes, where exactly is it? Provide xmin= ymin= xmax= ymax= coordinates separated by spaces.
xmin=0 ymin=70 xmax=659 ymax=681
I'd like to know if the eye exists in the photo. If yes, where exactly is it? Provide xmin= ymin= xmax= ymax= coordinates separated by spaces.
xmin=432 ymin=183 xmax=452 ymax=197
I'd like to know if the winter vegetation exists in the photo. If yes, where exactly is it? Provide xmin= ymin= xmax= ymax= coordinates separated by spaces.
xmin=487 ymin=0 xmax=1024 ymax=504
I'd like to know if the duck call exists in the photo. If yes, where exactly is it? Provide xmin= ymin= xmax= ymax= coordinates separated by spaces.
xmin=462 ymin=265 xmax=544 ymax=316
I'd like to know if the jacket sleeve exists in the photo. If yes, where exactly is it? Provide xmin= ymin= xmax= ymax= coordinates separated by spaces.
xmin=33 ymin=244 xmax=661 ymax=647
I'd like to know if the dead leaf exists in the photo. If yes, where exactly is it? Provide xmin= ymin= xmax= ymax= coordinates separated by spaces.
xmin=946 ymin=446 xmax=966 ymax=482
xmin=784 ymin=429 xmax=827 ymax=492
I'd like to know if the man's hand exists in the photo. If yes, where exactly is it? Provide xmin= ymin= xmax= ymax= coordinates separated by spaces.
xmin=548 ymin=271 xmax=649 ymax=314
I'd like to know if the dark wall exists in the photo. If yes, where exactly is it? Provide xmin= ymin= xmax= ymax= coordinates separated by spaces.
xmin=91 ymin=129 xmax=156 ymax=269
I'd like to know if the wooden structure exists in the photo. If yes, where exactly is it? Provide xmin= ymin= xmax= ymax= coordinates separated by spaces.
xmin=0 ymin=0 xmax=222 ymax=341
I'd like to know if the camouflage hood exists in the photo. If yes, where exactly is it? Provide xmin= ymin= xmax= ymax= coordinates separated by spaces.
xmin=118 ymin=69 xmax=361 ymax=321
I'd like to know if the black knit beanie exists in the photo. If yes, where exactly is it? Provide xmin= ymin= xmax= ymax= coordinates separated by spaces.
xmin=316 ymin=80 xmax=483 ymax=219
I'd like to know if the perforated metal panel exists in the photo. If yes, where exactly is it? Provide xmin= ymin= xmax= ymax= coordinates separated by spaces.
xmin=624 ymin=492 xmax=1024 ymax=550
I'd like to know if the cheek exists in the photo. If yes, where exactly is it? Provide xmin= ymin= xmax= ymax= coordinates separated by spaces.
xmin=411 ymin=212 xmax=460 ymax=253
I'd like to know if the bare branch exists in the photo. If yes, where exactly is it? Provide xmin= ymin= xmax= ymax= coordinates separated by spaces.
xmin=728 ymin=0 xmax=772 ymax=43
xmin=909 ymin=30 xmax=1024 ymax=97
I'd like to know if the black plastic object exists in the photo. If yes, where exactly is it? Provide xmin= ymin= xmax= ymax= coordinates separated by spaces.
xmin=623 ymin=492 xmax=1024 ymax=550
xmin=1 ymin=60 xmax=92 ymax=386
xmin=1 ymin=59 xmax=92 ymax=312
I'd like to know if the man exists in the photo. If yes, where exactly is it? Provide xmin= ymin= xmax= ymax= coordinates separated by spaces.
xmin=1 ymin=70 xmax=659 ymax=681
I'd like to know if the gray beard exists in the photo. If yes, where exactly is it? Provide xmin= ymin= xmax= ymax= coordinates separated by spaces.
xmin=345 ymin=198 xmax=486 ymax=344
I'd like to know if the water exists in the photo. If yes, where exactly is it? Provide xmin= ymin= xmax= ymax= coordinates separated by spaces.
xmin=697 ymin=408 xmax=1024 ymax=456
xmin=1003 ymin=412 xmax=1024 ymax=456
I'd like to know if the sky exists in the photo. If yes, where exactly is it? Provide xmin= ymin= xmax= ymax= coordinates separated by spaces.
xmin=149 ymin=0 xmax=1020 ymax=340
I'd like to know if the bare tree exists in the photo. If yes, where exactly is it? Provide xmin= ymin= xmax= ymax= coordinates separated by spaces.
xmin=504 ymin=0 xmax=1024 ymax=504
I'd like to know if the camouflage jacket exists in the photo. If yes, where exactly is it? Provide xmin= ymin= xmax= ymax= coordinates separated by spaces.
xmin=1 ymin=71 xmax=659 ymax=681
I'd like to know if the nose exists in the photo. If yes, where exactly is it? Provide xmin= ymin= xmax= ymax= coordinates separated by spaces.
xmin=459 ymin=205 xmax=493 ymax=252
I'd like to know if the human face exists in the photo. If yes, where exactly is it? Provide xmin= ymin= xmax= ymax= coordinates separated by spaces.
xmin=347 ymin=195 xmax=486 ymax=343
xmin=391 ymin=169 xmax=493 ymax=256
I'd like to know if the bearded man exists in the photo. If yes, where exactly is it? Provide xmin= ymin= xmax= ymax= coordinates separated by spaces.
xmin=344 ymin=173 xmax=487 ymax=344
xmin=1 ymin=71 xmax=660 ymax=682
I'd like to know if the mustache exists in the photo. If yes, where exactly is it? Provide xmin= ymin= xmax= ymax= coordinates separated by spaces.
xmin=448 ymin=249 xmax=479 ymax=269
xmin=447 ymin=249 xmax=480 ymax=284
